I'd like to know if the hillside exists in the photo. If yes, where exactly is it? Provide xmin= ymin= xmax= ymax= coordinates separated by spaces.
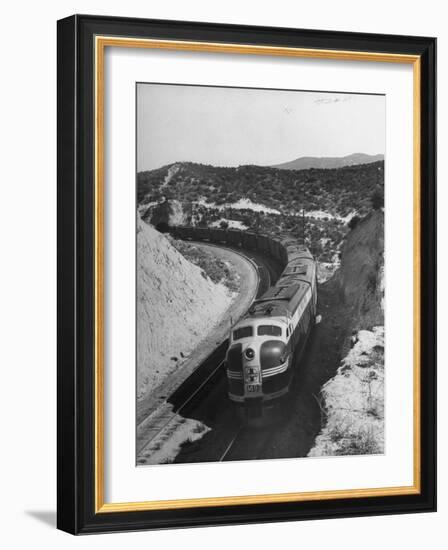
xmin=271 ymin=153 xmax=384 ymax=171
xmin=309 ymin=210 xmax=385 ymax=456
xmin=137 ymin=160 xmax=384 ymax=267
xmin=137 ymin=216 xmax=233 ymax=400
xmin=137 ymin=160 xmax=384 ymax=217
xmin=334 ymin=209 xmax=384 ymax=331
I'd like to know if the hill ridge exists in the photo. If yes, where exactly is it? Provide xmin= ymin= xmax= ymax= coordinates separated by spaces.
xmin=271 ymin=153 xmax=384 ymax=171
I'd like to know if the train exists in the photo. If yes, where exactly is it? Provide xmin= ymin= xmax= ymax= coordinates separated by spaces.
xmin=169 ymin=225 xmax=318 ymax=420
xmin=169 ymin=226 xmax=289 ymax=266
xmin=226 ymin=240 xmax=317 ymax=419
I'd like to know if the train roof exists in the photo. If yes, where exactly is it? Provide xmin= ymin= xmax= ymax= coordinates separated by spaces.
xmin=246 ymin=299 xmax=290 ymax=319
xmin=279 ymin=258 xmax=315 ymax=285
xmin=242 ymin=246 xmax=315 ymax=322
xmin=282 ymin=241 xmax=314 ymax=261
xmin=245 ymin=280 xmax=311 ymax=320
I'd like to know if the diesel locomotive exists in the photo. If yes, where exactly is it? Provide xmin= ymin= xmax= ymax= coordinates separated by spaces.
xmin=168 ymin=225 xmax=317 ymax=417
xmin=226 ymin=242 xmax=317 ymax=415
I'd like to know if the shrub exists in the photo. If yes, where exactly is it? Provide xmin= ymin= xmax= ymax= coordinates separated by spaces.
xmin=371 ymin=187 xmax=384 ymax=210
xmin=348 ymin=215 xmax=361 ymax=230
xmin=168 ymin=238 xmax=240 ymax=292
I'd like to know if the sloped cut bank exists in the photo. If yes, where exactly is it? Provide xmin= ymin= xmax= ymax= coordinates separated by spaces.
xmin=309 ymin=210 xmax=385 ymax=457
xmin=309 ymin=327 xmax=384 ymax=456
xmin=137 ymin=217 xmax=233 ymax=400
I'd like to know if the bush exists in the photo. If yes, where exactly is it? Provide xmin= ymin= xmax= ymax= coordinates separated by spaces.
xmin=348 ymin=215 xmax=361 ymax=230
xmin=371 ymin=187 xmax=384 ymax=210
xmin=168 ymin=238 xmax=240 ymax=292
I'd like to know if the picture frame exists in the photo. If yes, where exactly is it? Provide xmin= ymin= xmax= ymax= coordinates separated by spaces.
xmin=57 ymin=14 xmax=436 ymax=534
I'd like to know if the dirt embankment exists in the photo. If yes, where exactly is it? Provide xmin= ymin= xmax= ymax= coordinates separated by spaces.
xmin=137 ymin=217 xmax=233 ymax=401
xmin=333 ymin=209 xmax=384 ymax=335
xmin=143 ymin=199 xmax=191 ymax=231
xmin=309 ymin=209 xmax=385 ymax=457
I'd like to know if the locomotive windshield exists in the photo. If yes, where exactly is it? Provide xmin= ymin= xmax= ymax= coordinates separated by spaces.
xmin=257 ymin=325 xmax=282 ymax=337
xmin=233 ymin=326 xmax=253 ymax=340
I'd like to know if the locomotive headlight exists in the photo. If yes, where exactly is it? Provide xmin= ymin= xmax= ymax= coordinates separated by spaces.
xmin=245 ymin=347 xmax=255 ymax=360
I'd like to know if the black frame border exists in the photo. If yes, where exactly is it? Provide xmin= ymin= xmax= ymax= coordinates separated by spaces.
xmin=57 ymin=14 xmax=436 ymax=534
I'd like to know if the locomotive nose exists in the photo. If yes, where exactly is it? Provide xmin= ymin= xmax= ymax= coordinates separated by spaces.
xmin=260 ymin=340 xmax=287 ymax=369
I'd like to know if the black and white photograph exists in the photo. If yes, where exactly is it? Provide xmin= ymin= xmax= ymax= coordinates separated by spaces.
xmin=136 ymin=83 xmax=385 ymax=466
xmin=0 ymin=0 xmax=441 ymax=542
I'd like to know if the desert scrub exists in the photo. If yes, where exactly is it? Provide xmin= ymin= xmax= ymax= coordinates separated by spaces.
xmin=308 ymin=327 xmax=385 ymax=457
xmin=138 ymin=160 xmax=384 ymax=268
xmin=167 ymin=236 xmax=240 ymax=293
xmin=137 ymin=160 xmax=384 ymax=218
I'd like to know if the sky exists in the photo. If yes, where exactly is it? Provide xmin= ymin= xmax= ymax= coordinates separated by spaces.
xmin=137 ymin=83 xmax=385 ymax=172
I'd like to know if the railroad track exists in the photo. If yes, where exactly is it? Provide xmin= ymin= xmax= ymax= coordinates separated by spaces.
xmin=137 ymin=358 xmax=226 ymax=460
xmin=217 ymin=423 xmax=273 ymax=462
xmin=193 ymin=240 xmax=276 ymax=298
xmin=218 ymin=425 xmax=244 ymax=461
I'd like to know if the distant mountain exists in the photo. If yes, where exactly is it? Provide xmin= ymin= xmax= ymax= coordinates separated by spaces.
xmin=271 ymin=153 xmax=384 ymax=171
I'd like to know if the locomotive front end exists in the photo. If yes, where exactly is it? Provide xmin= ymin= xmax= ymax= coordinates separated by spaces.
xmin=226 ymin=319 xmax=290 ymax=413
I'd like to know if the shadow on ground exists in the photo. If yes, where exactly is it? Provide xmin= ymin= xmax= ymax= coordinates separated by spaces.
xmin=25 ymin=510 xmax=56 ymax=528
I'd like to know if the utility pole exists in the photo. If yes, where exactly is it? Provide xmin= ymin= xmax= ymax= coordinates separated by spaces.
xmin=302 ymin=204 xmax=305 ymax=245
xmin=300 ymin=181 xmax=305 ymax=245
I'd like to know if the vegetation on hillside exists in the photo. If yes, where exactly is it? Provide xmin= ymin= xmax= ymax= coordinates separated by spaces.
xmin=309 ymin=211 xmax=385 ymax=457
xmin=138 ymin=160 xmax=384 ymax=268
xmin=309 ymin=327 xmax=384 ymax=457
xmin=167 ymin=236 xmax=240 ymax=293
xmin=138 ymin=161 xmax=384 ymax=216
